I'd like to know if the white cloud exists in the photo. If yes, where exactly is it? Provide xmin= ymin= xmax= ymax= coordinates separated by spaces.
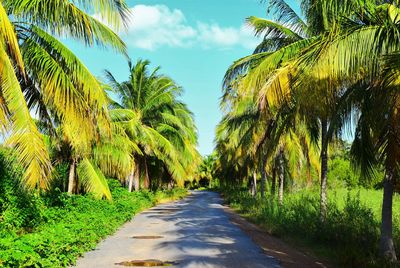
xmin=121 ymin=5 xmax=196 ymax=50
xmin=103 ymin=5 xmax=260 ymax=51
xmin=197 ymin=23 xmax=259 ymax=49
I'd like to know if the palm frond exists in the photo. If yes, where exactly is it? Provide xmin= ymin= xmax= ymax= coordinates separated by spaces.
xmin=246 ymin=16 xmax=303 ymax=40
xmin=0 ymin=3 xmax=24 ymax=72
xmin=77 ymin=158 xmax=112 ymax=200
xmin=7 ymin=0 xmax=127 ymax=55
xmin=266 ymin=0 xmax=308 ymax=35
xmin=0 ymin=44 xmax=52 ymax=189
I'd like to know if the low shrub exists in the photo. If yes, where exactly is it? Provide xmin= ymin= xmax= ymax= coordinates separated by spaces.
xmin=0 ymin=149 xmax=188 ymax=267
xmin=221 ymin=186 xmax=386 ymax=267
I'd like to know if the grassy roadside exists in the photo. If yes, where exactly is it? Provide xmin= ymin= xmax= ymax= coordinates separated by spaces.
xmin=0 ymin=180 xmax=187 ymax=268
xmin=225 ymin=204 xmax=334 ymax=266
xmin=219 ymin=187 xmax=397 ymax=268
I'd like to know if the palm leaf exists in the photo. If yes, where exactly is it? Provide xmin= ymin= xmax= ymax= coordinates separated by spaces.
xmin=6 ymin=0 xmax=127 ymax=55
xmin=77 ymin=158 xmax=112 ymax=200
xmin=246 ymin=16 xmax=303 ymax=40
xmin=0 ymin=3 xmax=24 ymax=72
xmin=0 ymin=44 xmax=52 ymax=189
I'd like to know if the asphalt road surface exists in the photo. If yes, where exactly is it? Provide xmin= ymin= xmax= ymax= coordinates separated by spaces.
xmin=74 ymin=191 xmax=280 ymax=268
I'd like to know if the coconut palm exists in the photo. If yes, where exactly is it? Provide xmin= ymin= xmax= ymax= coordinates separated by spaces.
xmin=43 ymin=118 xmax=138 ymax=200
xmin=105 ymin=60 xmax=201 ymax=191
xmin=216 ymin=88 xmax=319 ymax=202
xmin=0 ymin=0 xmax=128 ymax=190
xmin=294 ymin=0 xmax=400 ymax=260
xmin=198 ymin=154 xmax=217 ymax=188
xmin=223 ymin=0 xmax=339 ymax=216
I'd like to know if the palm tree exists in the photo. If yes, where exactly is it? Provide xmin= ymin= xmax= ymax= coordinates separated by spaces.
xmin=295 ymin=0 xmax=400 ymax=260
xmin=106 ymin=60 xmax=201 ymax=191
xmin=43 ymin=121 xmax=135 ymax=200
xmin=0 ymin=0 xmax=129 ymax=190
xmin=198 ymin=154 xmax=217 ymax=188
xmin=216 ymin=88 xmax=319 ymax=202
xmin=223 ymin=0 xmax=337 ymax=216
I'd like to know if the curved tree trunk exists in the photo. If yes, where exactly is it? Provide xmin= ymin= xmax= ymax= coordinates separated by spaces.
xmin=380 ymin=171 xmax=397 ymax=261
xmin=67 ymin=159 xmax=76 ymax=194
xmin=320 ymin=119 xmax=328 ymax=220
xmin=278 ymin=149 xmax=284 ymax=206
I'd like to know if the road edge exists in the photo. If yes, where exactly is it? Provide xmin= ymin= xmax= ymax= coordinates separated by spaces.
xmin=221 ymin=204 xmax=329 ymax=268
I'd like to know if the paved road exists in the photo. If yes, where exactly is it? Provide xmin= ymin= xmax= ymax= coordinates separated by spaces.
xmin=74 ymin=191 xmax=280 ymax=268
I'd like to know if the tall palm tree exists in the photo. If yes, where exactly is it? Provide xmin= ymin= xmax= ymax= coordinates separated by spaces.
xmin=295 ymin=0 xmax=400 ymax=260
xmin=106 ymin=60 xmax=201 ymax=191
xmin=0 ymin=0 xmax=129 ymax=190
xmin=215 ymin=90 xmax=319 ymax=201
xmin=223 ymin=0 xmax=337 ymax=216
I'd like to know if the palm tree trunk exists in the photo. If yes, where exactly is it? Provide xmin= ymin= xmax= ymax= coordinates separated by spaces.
xmin=320 ymin=118 xmax=328 ymax=220
xmin=67 ymin=159 xmax=76 ymax=194
xmin=128 ymin=167 xmax=134 ymax=192
xmin=278 ymin=149 xmax=284 ymax=206
xmin=380 ymin=171 xmax=397 ymax=261
xmin=306 ymin=158 xmax=312 ymax=187
xmin=134 ymin=164 xmax=140 ymax=191
xmin=143 ymin=158 xmax=150 ymax=189
xmin=251 ymin=171 xmax=257 ymax=197
xmin=271 ymin=167 xmax=276 ymax=196
xmin=261 ymin=157 xmax=267 ymax=198
xmin=167 ymin=180 xmax=174 ymax=190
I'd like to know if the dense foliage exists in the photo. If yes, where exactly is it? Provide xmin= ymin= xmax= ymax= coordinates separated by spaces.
xmin=0 ymin=148 xmax=187 ymax=267
xmin=0 ymin=1 xmax=200 ymax=266
xmin=105 ymin=60 xmax=201 ymax=191
xmin=0 ymin=0 xmax=128 ymax=190
xmin=215 ymin=0 xmax=400 ymax=262
xmin=221 ymin=186 xmax=389 ymax=267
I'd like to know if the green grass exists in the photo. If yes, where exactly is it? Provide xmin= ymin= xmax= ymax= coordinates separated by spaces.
xmin=0 ymin=145 xmax=188 ymax=267
xmin=328 ymin=188 xmax=400 ymax=219
xmin=0 ymin=180 xmax=187 ymax=267
xmin=221 ymin=186 xmax=397 ymax=267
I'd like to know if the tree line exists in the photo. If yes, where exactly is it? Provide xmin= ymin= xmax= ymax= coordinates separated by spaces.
xmin=215 ymin=0 xmax=400 ymax=261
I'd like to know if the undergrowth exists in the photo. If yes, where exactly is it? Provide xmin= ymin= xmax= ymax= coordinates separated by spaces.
xmin=221 ymin=186 xmax=398 ymax=267
xmin=0 ymin=149 xmax=187 ymax=267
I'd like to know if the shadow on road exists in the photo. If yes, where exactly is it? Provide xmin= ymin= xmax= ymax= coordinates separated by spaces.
xmin=142 ymin=191 xmax=279 ymax=268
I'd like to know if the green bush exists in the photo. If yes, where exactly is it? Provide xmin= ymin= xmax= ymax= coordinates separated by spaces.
xmin=221 ymin=186 xmax=385 ymax=267
xmin=0 ymin=185 xmax=187 ymax=267
xmin=0 ymin=148 xmax=188 ymax=267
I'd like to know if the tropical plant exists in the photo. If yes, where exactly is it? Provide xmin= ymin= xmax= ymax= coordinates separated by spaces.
xmin=216 ymin=94 xmax=319 ymax=200
xmin=0 ymin=0 xmax=129 ymax=190
xmin=43 ymin=123 xmax=129 ymax=200
xmin=221 ymin=0 xmax=400 ymax=261
xmin=221 ymin=0 xmax=339 ymax=212
xmin=105 ymin=60 xmax=201 ymax=191
xmin=198 ymin=154 xmax=217 ymax=188
xmin=291 ymin=0 xmax=400 ymax=260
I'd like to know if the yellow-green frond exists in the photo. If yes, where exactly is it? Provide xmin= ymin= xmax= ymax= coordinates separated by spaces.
xmin=0 ymin=44 xmax=52 ymax=189
xmin=77 ymin=158 xmax=112 ymax=200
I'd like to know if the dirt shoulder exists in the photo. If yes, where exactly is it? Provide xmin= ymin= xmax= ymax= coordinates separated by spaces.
xmin=223 ymin=205 xmax=329 ymax=268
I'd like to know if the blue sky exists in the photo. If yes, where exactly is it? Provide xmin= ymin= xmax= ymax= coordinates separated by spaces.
xmin=67 ymin=0 xmax=299 ymax=155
